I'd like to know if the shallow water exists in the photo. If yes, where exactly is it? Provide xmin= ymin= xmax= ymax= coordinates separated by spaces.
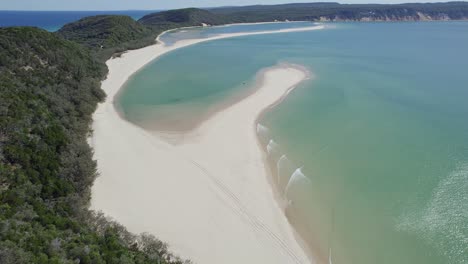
xmin=119 ymin=22 xmax=468 ymax=264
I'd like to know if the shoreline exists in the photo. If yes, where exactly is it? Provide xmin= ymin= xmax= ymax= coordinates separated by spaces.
xmin=252 ymin=65 xmax=323 ymax=263
xmin=253 ymin=68 xmax=329 ymax=264
xmin=113 ymin=24 xmax=324 ymax=137
xmin=115 ymin=67 xmax=261 ymax=136
xmin=157 ymin=20 xmax=317 ymax=38
xmin=91 ymin=23 xmax=323 ymax=264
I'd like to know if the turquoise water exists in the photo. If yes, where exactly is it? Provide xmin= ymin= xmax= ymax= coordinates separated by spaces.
xmin=118 ymin=22 xmax=468 ymax=264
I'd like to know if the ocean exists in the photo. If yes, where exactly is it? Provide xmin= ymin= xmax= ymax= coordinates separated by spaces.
xmin=118 ymin=22 xmax=468 ymax=264
xmin=0 ymin=10 xmax=156 ymax=31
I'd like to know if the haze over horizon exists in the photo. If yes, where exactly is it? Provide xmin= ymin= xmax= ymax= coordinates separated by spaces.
xmin=0 ymin=0 xmax=460 ymax=11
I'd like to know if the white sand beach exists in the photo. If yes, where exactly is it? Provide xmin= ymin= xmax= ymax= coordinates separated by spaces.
xmin=90 ymin=25 xmax=322 ymax=264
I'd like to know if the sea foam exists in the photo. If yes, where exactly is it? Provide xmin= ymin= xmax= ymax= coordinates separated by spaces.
xmin=397 ymin=163 xmax=468 ymax=264
xmin=285 ymin=167 xmax=312 ymax=204
xmin=277 ymin=155 xmax=295 ymax=192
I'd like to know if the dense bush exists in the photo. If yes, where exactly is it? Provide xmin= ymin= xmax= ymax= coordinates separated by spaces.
xmin=0 ymin=27 xmax=188 ymax=264
xmin=56 ymin=15 xmax=159 ymax=61
xmin=57 ymin=15 xmax=152 ymax=48
xmin=139 ymin=8 xmax=228 ymax=29
xmin=1 ymin=10 xmax=220 ymax=262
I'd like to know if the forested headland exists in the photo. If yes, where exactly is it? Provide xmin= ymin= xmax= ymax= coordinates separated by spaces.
xmin=0 ymin=26 xmax=193 ymax=263
xmin=0 ymin=8 xmax=226 ymax=263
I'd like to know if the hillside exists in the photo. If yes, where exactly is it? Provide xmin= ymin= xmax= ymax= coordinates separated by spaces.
xmin=57 ymin=15 xmax=158 ymax=60
xmin=211 ymin=2 xmax=468 ymax=22
xmin=139 ymin=8 xmax=229 ymax=29
xmin=0 ymin=27 xmax=187 ymax=264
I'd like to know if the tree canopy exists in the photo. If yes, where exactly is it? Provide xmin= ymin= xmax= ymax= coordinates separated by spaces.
xmin=0 ymin=27 xmax=189 ymax=264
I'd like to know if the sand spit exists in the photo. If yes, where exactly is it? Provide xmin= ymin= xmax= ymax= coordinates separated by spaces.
xmin=91 ymin=24 xmax=322 ymax=264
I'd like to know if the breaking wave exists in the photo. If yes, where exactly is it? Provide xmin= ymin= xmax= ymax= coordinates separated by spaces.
xmin=257 ymin=123 xmax=312 ymax=205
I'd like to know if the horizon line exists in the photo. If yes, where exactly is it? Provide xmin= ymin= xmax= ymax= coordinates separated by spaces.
xmin=1 ymin=1 xmax=467 ymax=12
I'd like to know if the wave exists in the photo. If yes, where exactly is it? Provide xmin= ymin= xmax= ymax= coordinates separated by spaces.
xmin=257 ymin=123 xmax=271 ymax=145
xmin=285 ymin=167 xmax=312 ymax=204
xmin=257 ymin=123 xmax=312 ymax=205
xmin=266 ymin=139 xmax=282 ymax=162
xmin=277 ymin=155 xmax=295 ymax=193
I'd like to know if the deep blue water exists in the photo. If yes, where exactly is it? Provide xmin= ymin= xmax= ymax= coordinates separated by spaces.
xmin=0 ymin=10 xmax=157 ymax=31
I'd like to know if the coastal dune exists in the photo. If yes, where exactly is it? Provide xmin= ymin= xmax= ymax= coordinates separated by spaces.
xmin=91 ymin=25 xmax=321 ymax=264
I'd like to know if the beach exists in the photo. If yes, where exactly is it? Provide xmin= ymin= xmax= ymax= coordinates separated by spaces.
xmin=90 ymin=25 xmax=322 ymax=264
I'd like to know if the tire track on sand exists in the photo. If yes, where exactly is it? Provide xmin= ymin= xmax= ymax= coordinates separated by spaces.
xmin=189 ymin=159 xmax=307 ymax=264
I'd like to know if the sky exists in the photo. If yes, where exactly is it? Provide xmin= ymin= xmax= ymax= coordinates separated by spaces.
xmin=0 ymin=0 xmax=451 ymax=11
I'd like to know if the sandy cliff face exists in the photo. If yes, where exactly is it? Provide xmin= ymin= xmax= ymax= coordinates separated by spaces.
xmin=317 ymin=12 xmax=465 ymax=22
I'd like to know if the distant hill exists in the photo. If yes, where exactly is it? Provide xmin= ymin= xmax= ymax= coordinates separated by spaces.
xmin=211 ymin=2 xmax=468 ymax=22
xmin=139 ymin=8 xmax=229 ymax=29
xmin=57 ymin=15 xmax=157 ymax=60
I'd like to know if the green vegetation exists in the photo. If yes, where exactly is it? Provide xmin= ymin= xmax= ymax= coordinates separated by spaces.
xmin=57 ymin=15 xmax=159 ymax=61
xmin=56 ymin=8 xmax=227 ymax=61
xmin=138 ymin=8 xmax=228 ymax=29
xmin=210 ymin=2 xmax=468 ymax=22
xmin=0 ymin=27 xmax=188 ymax=264
xmin=1 ymin=8 xmax=222 ymax=263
